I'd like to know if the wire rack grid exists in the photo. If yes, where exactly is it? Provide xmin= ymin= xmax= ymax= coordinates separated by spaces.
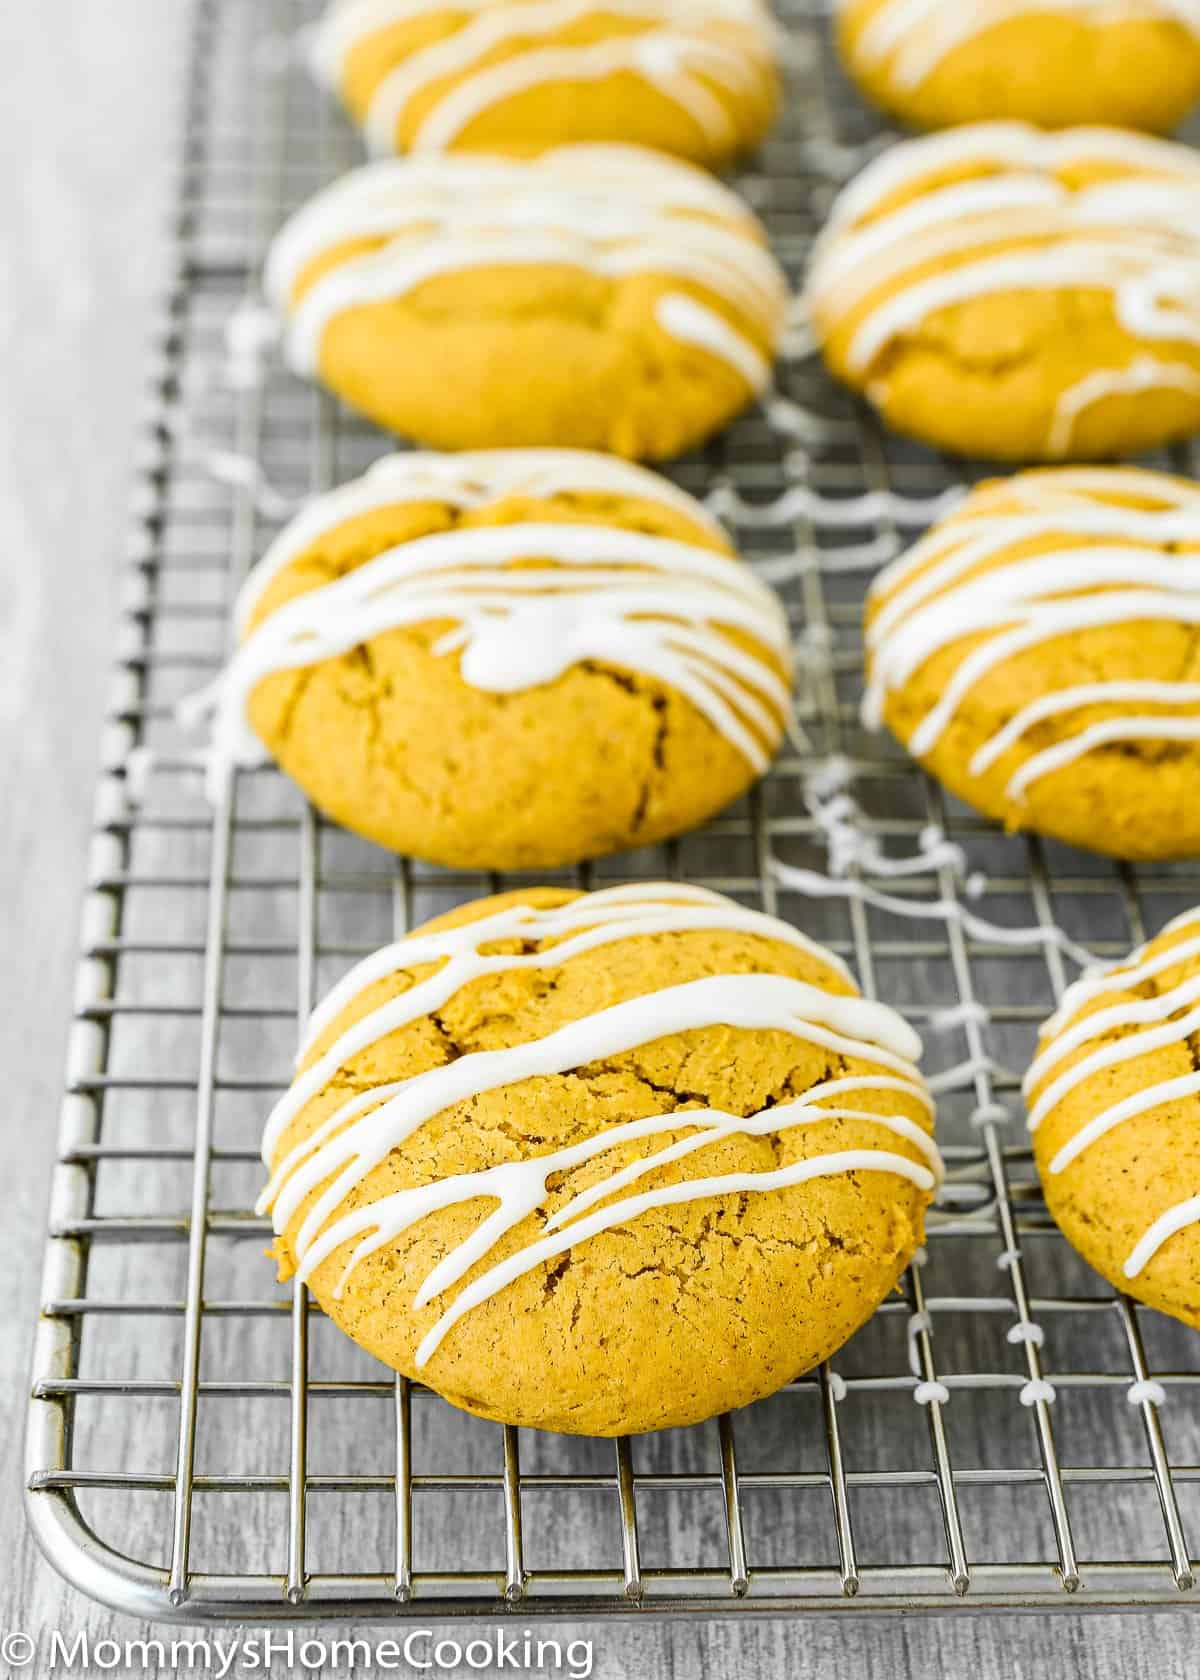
xmin=23 ymin=0 xmax=1200 ymax=1625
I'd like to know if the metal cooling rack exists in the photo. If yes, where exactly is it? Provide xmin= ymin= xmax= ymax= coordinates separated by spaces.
xmin=24 ymin=0 xmax=1200 ymax=1624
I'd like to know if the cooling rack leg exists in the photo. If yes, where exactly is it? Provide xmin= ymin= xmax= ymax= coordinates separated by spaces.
xmin=393 ymin=1376 xmax=414 ymax=1602
xmin=167 ymin=768 xmax=236 ymax=1605
xmin=501 ymin=1425 xmax=527 ymax=1603
xmin=615 ymin=1438 xmax=643 ymax=1600
xmin=717 ymin=1412 xmax=750 ymax=1596
xmin=818 ymin=1364 xmax=859 ymax=1597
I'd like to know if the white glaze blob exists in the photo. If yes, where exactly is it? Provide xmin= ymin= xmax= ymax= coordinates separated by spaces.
xmin=259 ymin=885 xmax=937 ymax=1364
xmin=184 ymin=465 xmax=793 ymax=793
xmin=1026 ymin=907 xmax=1200 ymax=1278
xmin=864 ymin=468 xmax=1200 ymax=803
xmin=264 ymin=146 xmax=786 ymax=390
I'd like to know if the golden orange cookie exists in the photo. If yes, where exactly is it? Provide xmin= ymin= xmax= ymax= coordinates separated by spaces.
xmin=261 ymin=883 xmax=940 ymax=1433
xmin=310 ymin=0 xmax=779 ymax=169
xmin=864 ymin=467 xmax=1200 ymax=861
xmin=835 ymin=0 xmax=1200 ymax=134
xmin=266 ymin=146 xmax=787 ymax=458
xmin=1027 ymin=907 xmax=1200 ymax=1327
xmin=187 ymin=450 xmax=792 ymax=869
xmin=807 ymin=123 xmax=1200 ymax=460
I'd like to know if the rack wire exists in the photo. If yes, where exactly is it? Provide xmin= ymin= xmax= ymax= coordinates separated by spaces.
xmin=24 ymin=0 xmax=1200 ymax=1623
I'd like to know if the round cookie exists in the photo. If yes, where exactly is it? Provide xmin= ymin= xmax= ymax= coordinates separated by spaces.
xmin=309 ymin=0 xmax=779 ymax=169
xmin=864 ymin=466 xmax=1200 ymax=862
xmin=806 ymin=124 xmax=1200 ymax=461
xmin=186 ymin=449 xmax=793 ymax=870
xmin=264 ymin=146 xmax=786 ymax=458
xmin=1026 ymin=907 xmax=1200 ymax=1327
xmin=834 ymin=0 xmax=1200 ymax=135
xmin=259 ymin=882 xmax=941 ymax=1434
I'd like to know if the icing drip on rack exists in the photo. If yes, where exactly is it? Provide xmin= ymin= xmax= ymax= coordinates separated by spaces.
xmin=182 ymin=449 xmax=792 ymax=794
xmin=1026 ymin=905 xmax=1200 ymax=1278
xmin=308 ymin=0 xmax=776 ymax=157
xmin=842 ymin=0 xmax=1200 ymax=93
xmin=806 ymin=124 xmax=1200 ymax=451
xmin=265 ymin=147 xmax=787 ymax=392
xmin=258 ymin=884 xmax=939 ymax=1365
xmin=771 ymin=857 xmax=1099 ymax=970
xmin=863 ymin=467 xmax=1200 ymax=798
xmin=802 ymin=754 xmax=973 ymax=883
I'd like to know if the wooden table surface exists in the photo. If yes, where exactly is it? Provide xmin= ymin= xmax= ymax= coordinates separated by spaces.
xmin=2 ymin=3 xmax=1198 ymax=1674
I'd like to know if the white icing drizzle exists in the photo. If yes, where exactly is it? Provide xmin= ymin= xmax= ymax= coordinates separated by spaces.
xmin=258 ymin=885 xmax=938 ymax=1366
xmin=864 ymin=468 xmax=1200 ymax=801
xmin=1045 ymin=904 xmax=1200 ymax=1031
xmin=802 ymin=754 xmax=971 ymax=882
xmin=1126 ymin=1198 xmax=1200 ymax=1277
xmin=850 ymin=0 xmax=1200 ymax=94
xmin=264 ymin=147 xmax=786 ymax=390
xmin=655 ymin=291 xmax=769 ymax=390
xmin=284 ymin=882 xmax=852 ymax=1129
xmin=234 ymin=448 xmax=726 ymax=635
xmin=1049 ymin=358 xmax=1200 ymax=457
xmin=203 ymin=451 xmax=303 ymax=522
xmin=308 ymin=0 xmax=774 ymax=158
xmin=928 ymin=1000 xmax=990 ymax=1032
xmin=1026 ymin=908 xmax=1200 ymax=1279
xmin=807 ymin=124 xmax=1200 ymax=386
xmin=703 ymin=481 xmax=963 ymax=532
xmin=771 ymin=858 xmax=1099 ymax=970
xmin=184 ymin=458 xmax=792 ymax=794
xmin=223 ymin=299 xmax=282 ymax=392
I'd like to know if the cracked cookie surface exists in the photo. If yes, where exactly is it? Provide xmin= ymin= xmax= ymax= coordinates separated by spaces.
xmin=308 ymin=0 xmax=779 ymax=168
xmin=807 ymin=124 xmax=1200 ymax=461
xmin=264 ymin=146 xmax=787 ymax=458
xmin=1027 ymin=907 xmax=1200 ymax=1327
xmin=196 ymin=449 xmax=792 ymax=869
xmin=864 ymin=466 xmax=1200 ymax=861
xmin=261 ymin=883 xmax=939 ymax=1434
xmin=835 ymin=0 xmax=1200 ymax=134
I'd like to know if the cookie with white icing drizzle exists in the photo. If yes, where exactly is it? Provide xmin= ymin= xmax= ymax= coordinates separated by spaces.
xmin=261 ymin=882 xmax=940 ymax=1434
xmin=806 ymin=124 xmax=1200 ymax=460
xmin=864 ymin=466 xmax=1200 ymax=861
xmin=264 ymin=145 xmax=787 ymax=458
xmin=309 ymin=0 xmax=779 ymax=168
xmin=184 ymin=449 xmax=792 ymax=868
xmin=1027 ymin=906 xmax=1200 ymax=1326
xmin=835 ymin=0 xmax=1200 ymax=134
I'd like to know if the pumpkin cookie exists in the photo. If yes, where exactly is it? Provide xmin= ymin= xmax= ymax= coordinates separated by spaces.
xmin=309 ymin=0 xmax=779 ymax=168
xmin=185 ymin=449 xmax=793 ymax=869
xmin=835 ymin=0 xmax=1200 ymax=135
xmin=260 ymin=882 xmax=941 ymax=1434
xmin=265 ymin=146 xmax=787 ymax=458
xmin=864 ymin=466 xmax=1200 ymax=861
xmin=806 ymin=123 xmax=1200 ymax=460
xmin=1027 ymin=907 xmax=1200 ymax=1327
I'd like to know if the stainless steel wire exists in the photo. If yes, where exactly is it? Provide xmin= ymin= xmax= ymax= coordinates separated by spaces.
xmin=23 ymin=0 xmax=1200 ymax=1624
